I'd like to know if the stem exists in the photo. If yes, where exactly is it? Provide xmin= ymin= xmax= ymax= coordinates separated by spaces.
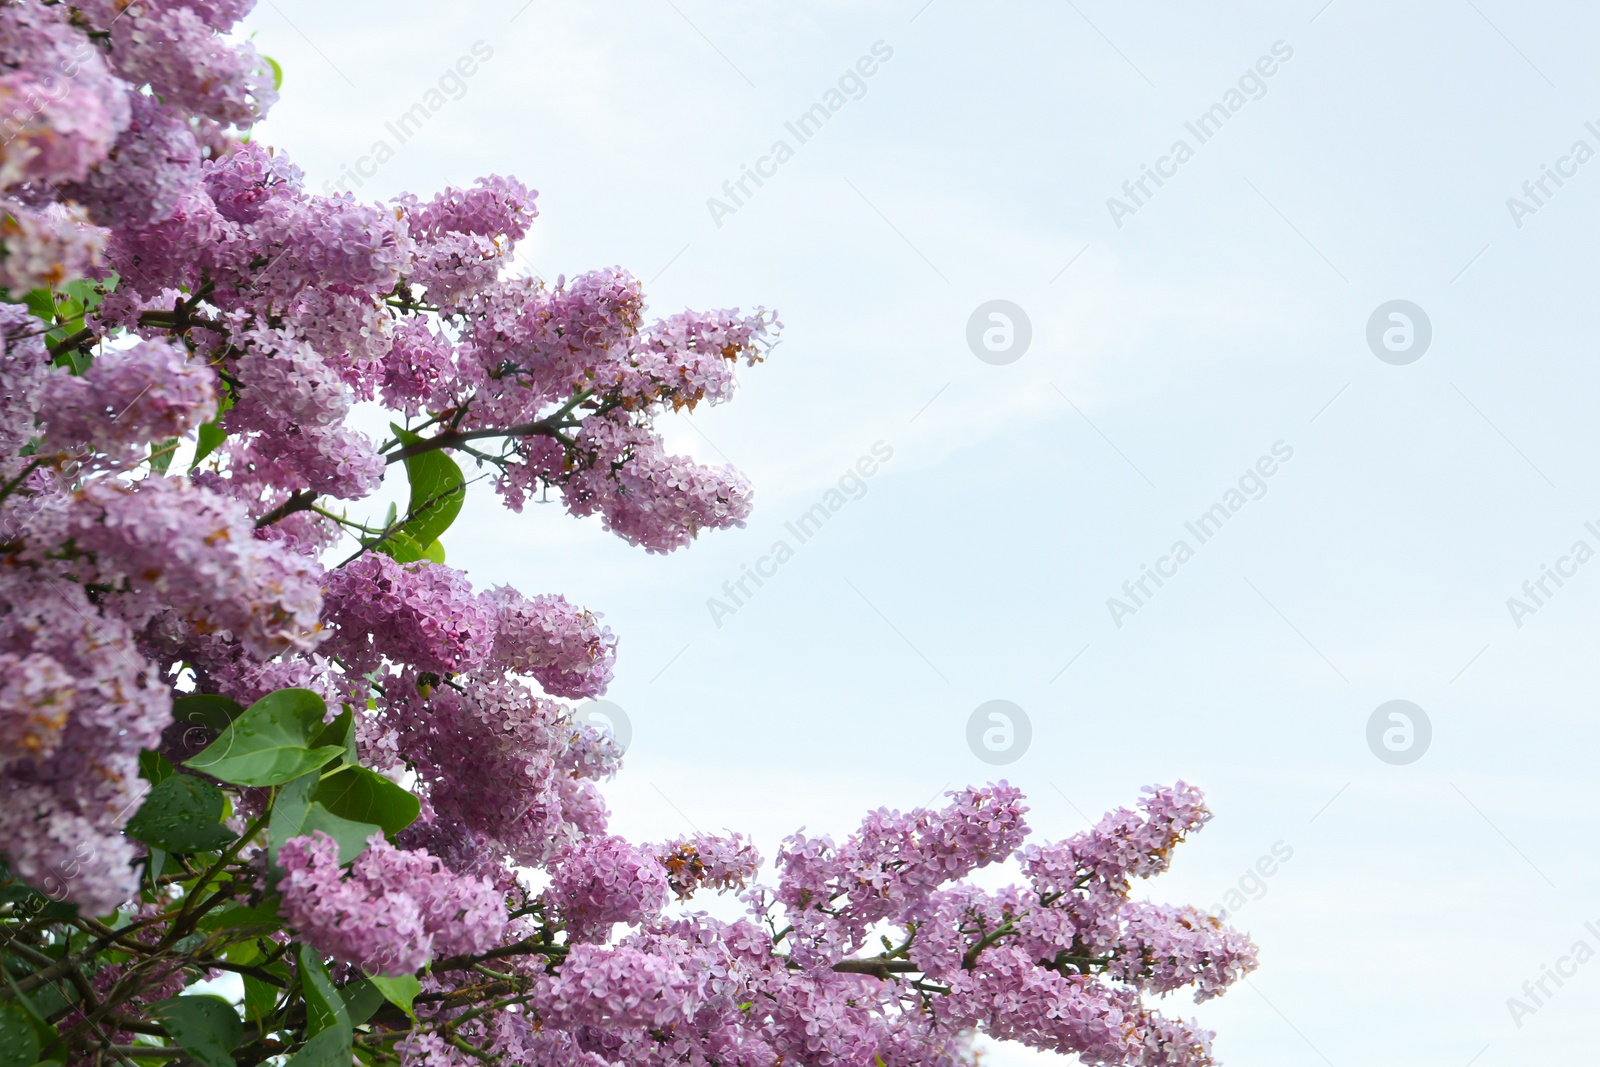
xmin=383 ymin=413 xmax=577 ymax=465
xmin=47 ymin=327 xmax=95 ymax=359
xmin=831 ymin=958 xmax=920 ymax=977
xmin=254 ymin=490 xmax=317 ymax=529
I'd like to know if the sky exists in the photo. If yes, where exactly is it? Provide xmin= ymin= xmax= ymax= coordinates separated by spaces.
xmin=238 ymin=2 xmax=1600 ymax=1063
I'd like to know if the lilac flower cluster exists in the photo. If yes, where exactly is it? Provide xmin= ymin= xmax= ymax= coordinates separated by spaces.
xmin=655 ymin=832 xmax=762 ymax=899
xmin=481 ymin=586 xmax=617 ymax=699
xmin=41 ymin=339 xmax=217 ymax=466
xmin=0 ymin=567 xmax=170 ymax=915
xmin=278 ymin=831 xmax=506 ymax=976
xmin=545 ymin=835 xmax=672 ymax=942
xmin=322 ymin=553 xmax=496 ymax=676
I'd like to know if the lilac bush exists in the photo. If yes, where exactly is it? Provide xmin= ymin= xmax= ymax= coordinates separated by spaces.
xmin=0 ymin=3 xmax=1258 ymax=1065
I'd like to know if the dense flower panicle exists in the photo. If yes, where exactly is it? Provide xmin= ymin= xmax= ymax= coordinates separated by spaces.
xmin=380 ymin=318 xmax=457 ymax=415
xmin=202 ymin=138 xmax=304 ymax=224
xmin=278 ymin=831 xmax=506 ymax=975
xmin=462 ymin=269 xmax=644 ymax=419
xmin=347 ymin=834 xmax=507 ymax=958
xmin=482 ymin=587 xmax=616 ymax=698
xmin=255 ymin=194 xmax=412 ymax=297
xmin=1021 ymin=782 xmax=1212 ymax=899
xmin=546 ymin=835 xmax=671 ymax=942
xmin=1106 ymin=902 xmax=1260 ymax=1002
xmin=103 ymin=188 xmax=223 ymax=290
xmin=0 ymin=651 xmax=74 ymax=762
xmin=533 ymin=944 xmax=704 ymax=1031
xmin=388 ymin=676 xmax=615 ymax=869
xmin=0 ymin=198 xmax=106 ymax=290
xmin=61 ymin=94 xmax=203 ymax=227
xmin=97 ymin=4 xmax=278 ymax=125
xmin=223 ymin=328 xmax=386 ymax=498
xmin=41 ymin=339 xmax=216 ymax=465
xmin=777 ymin=784 xmax=1030 ymax=957
xmin=592 ymin=306 xmax=777 ymax=411
xmin=0 ymin=304 xmax=52 ymax=457
xmin=399 ymin=175 xmax=537 ymax=301
xmin=655 ymin=832 xmax=762 ymax=899
xmin=0 ymin=3 xmax=130 ymax=189
xmin=322 ymin=555 xmax=495 ymax=675
xmin=559 ymin=412 xmax=754 ymax=553
xmin=50 ymin=476 xmax=324 ymax=658
xmin=0 ymin=565 xmax=170 ymax=915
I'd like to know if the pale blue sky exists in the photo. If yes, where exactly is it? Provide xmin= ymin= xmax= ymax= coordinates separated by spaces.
xmin=243 ymin=2 xmax=1600 ymax=1062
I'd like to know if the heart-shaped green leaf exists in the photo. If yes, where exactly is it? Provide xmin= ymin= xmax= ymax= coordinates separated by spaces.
xmin=391 ymin=424 xmax=464 ymax=550
xmin=313 ymin=767 xmax=420 ymax=837
xmin=369 ymin=975 xmax=421 ymax=1022
xmin=185 ymin=689 xmax=343 ymax=787
xmin=172 ymin=694 xmax=245 ymax=734
xmin=149 ymin=995 xmax=241 ymax=1067
xmin=269 ymin=771 xmax=379 ymax=870
xmin=125 ymin=774 xmax=237 ymax=853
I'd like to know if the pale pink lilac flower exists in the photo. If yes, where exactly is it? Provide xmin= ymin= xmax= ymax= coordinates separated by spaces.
xmin=278 ymin=831 xmax=506 ymax=975
xmin=481 ymin=587 xmax=616 ymax=698
xmin=545 ymin=835 xmax=671 ymax=942
xmin=321 ymin=555 xmax=495 ymax=676
xmin=40 ymin=339 xmax=216 ymax=466
xmin=0 ymin=3 xmax=130 ymax=189
xmin=0 ymin=198 xmax=106 ymax=290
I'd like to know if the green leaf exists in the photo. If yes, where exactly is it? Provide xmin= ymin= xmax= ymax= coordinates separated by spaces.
xmin=147 ymin=438 xmax=179 ymax=474
xmin=392 ymin=424 xmax=465 ymax=550
xmin=301 ymin=804 xmax=381 ymax=865
xmin=371 ymin=528 xmax=428 ymax=564
xmin=22 ymin=289 xmax=53 ymax=322
xmin=310 ymin=707 xmax=357 ymax=768
xmin=0 ymin=1004 xmax=42 ymax=1067
xmin=368 ymin=975 xmax=420 ymax=1023
xmin=420 ymin=539 xmax=446 ymax=563
xmin=241 ymin=976 xmax=279 ymax=1027
xmin=269 ymin=771 xmax=379 ymax=870
xmin=191 ymin=419 xmax=227 ymax=470
xmin=198 ymin=900 xmax=281 ymax=934
xmin=173 ymin=694 xmax=245 ymax=734
xmin=60 ymin=278 xmax=109 ymax=313
xmin=264 ymin=54 xmax=283 ymax=91
xmin=0 ymin=1002 xmax=40 ymax=1067
xmin=149 ymin=995 xmax=241 ymax=1067
xmin=138 ymin=749 xmax=175 ymax=786
xmin=298 ymin=946 xmax=350 ymax=1039
xmin=125 ymin=774 xmax=237 ymax=853
xmin=185 ymin=688 xmax=344 ymax=787
xmin=313 ymin=767 xmax=420 ymax=837
xmin=338 ymin=979 xmax=385 ymax=1026
xmin=283 ymin=1026 xmax=350 ymax=1067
